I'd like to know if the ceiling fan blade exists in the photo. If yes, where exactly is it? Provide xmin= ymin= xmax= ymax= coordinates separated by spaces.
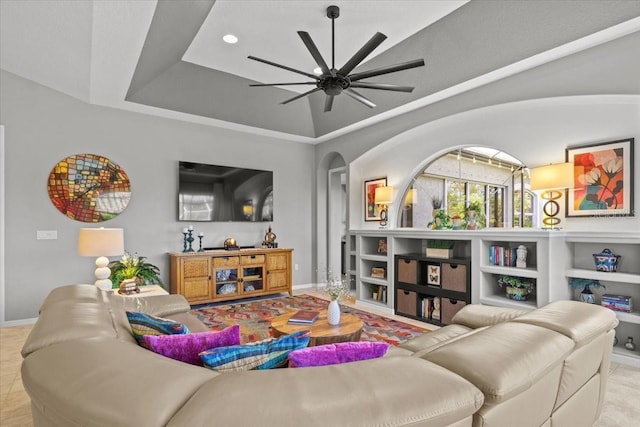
xmin=348 ymin=58 xmax=425 ymax=82
xmin=298 ymin=31 xmax=332 ymax=76
xmin=248 ymin=55 xmax=320 ymax=80
xmin=249 ymin=82 xmax=317 ymax=87
xmin=337 ymin=32 xmax=387 ymax=76
xmin=349 ymin=82 xmax=415 ymax=92
xmin=324 ymin=95 xmax=335 ymax=112
xmin=344 ymin=88 xmax=376 ymax=108
xmin=281 ymin=87 xmax=323 ymax=105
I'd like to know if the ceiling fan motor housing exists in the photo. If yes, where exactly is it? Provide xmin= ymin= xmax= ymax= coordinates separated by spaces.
xmin=319 ymin=73 xmax=350 ymax=95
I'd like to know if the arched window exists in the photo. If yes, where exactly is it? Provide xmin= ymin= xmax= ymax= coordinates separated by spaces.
xmin=399 ymin=147 xmax=536 ymax=229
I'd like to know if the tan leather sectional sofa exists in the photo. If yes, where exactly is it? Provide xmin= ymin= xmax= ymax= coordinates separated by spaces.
xmin=21 ymin=284 xmax=617 ymax=426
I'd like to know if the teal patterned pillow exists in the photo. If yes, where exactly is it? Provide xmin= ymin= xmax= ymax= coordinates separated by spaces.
xmin=126 ymin=311 xmax=189 ymax=347
xmin=200 ymin=330 xmax=310 ymax=372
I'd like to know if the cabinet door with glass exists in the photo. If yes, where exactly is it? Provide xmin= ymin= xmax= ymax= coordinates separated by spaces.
xmin=213 ymin=256 xmax=240 ymax=298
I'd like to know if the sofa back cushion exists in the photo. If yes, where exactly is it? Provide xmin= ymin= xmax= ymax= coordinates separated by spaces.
xmin=22 ymin=299 xmax=116 ymax=358
xmin=422 ymin=322 xmax=574 ymax=404
xmin=512 ymin=300 xmax=618 ymax=348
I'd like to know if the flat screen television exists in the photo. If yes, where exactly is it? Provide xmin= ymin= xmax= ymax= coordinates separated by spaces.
xmin=178 ymin=161 xmax=273 ymax=222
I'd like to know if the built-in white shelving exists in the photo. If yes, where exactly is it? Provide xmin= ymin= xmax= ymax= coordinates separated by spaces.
xmin=350 ymin=229 xmax=640 ymax=367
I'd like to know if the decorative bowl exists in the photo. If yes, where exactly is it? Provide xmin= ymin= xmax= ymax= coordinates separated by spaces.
xmin=593 ymin=248 xmax=620 ymax=272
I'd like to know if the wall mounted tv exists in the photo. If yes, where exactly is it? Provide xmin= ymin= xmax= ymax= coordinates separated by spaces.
xmin=178 ymin=161 xmax=273 ymax=222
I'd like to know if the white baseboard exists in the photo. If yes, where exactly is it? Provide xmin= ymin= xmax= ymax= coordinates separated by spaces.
xmin=1 ymin=317 xmax=37 ymax=328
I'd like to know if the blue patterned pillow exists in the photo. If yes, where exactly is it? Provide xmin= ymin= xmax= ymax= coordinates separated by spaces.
xmin=200 ymin=330 xmax=310 ymax=372
xmin=126 ymin=311 xmax=190 ymax=347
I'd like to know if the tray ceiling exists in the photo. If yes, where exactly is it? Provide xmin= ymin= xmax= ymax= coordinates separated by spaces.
xmin=1 ymin=0 xmax=639 ymax=143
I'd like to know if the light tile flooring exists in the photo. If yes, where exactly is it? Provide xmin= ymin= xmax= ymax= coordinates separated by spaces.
xmin=2 ymin=292 xmax=638 ymax=427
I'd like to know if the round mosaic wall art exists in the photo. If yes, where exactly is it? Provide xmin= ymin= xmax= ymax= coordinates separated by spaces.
xmin=47 ymin=153 xmax=131 ymax=222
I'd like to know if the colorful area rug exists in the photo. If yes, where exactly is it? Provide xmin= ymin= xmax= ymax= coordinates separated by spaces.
xmin=190 ymin=294 xmax=430 ymax=346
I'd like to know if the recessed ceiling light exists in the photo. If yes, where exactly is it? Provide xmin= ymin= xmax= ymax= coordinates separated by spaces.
xmin=313 ymin=67 xmax=322 ymax=75
xmin=223 ymin=34 xmax=238 ymax=44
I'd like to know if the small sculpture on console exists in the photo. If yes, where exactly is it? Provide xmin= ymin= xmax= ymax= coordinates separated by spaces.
xmin=224 ymin=237 xmax=239 ymax=251
xmin=263 ymin=225 xmax=277 ymax=248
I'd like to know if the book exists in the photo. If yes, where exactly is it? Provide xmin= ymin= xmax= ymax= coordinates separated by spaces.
xmin=287 ymin=310 xmax=320 ymax=325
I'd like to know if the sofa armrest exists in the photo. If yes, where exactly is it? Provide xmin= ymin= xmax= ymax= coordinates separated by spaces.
xmin=451 ymin=304 xmax=531 ymax=329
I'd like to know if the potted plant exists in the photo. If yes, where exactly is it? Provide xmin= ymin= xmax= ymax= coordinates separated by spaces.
xmin=426 ymin=240 xmax=455 ymax=259
xmin=497 ymin=275 xmax=535 ymax=301
xmin=465 ymin=200 xmax=485 ymax=230
xmin=428 ymin=209 xmax=453 ymax=230
xmin=568 ymin=278 xmax=605 ymax=304
xmin=109 ymin=251 xmax=162 ymax=289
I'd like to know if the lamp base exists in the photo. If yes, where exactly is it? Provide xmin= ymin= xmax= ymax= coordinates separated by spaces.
xmin=94 ymin=256 xmax=113 ymax=291
xmin=541 ymin=190 xmax=563 ymax=229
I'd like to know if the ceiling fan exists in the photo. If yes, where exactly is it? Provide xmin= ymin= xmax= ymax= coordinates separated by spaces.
xmin=248 ymin=5 xmax=425 ymax=112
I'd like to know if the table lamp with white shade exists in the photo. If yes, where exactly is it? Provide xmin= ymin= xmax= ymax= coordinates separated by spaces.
xmin=77 ymin=228 xmax=124 ymax=291
xmin=374 ymin=186 xmax=393 ymax=227
xmin=530 ymin=162 xmax=574 ymax=229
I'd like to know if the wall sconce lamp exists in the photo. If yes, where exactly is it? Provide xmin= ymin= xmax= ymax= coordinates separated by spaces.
xmin=530 ymin=162 xmax=574 ymax=229
xmin=374 ymin=186 xmax=393 ymax=227
xmin=77 ymin=227 xmax=124 ymax=291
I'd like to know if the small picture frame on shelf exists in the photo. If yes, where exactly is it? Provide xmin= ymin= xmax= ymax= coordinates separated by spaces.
xmin=427 ymin=264 xmax=441 ymax=286
xmin=377 ymin=239 xmax=388 ymax=254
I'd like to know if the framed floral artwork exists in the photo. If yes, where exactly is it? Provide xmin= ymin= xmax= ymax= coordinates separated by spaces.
xmin=565 ymin=138 xmax=634 ymax=217
xmin=364 ymin=177 xmax=386 ymax=221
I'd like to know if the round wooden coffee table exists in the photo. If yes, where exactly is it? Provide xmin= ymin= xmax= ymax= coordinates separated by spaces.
xmin=271 ymin=310 xmax=363 ymax=346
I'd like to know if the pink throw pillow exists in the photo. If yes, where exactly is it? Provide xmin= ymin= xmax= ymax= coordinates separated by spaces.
xmin=143 ymin=325 xmax=240 ymax=365
xmin=288 ymin=341 xmax=389 ymax=368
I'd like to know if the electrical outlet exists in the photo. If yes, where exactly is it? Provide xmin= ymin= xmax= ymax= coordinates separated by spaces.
xmin=36 ymin=230 xmax=58 ymax=240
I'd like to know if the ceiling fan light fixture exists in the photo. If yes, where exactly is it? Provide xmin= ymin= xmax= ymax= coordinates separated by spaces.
xmin=222 ymin=34 xmax=238 ymax=44
xmin=248 ymin=5 xmax=425 ymax=112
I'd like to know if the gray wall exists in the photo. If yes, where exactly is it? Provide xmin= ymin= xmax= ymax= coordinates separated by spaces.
xmin=0 ymin=70 xmax=315 ymax=321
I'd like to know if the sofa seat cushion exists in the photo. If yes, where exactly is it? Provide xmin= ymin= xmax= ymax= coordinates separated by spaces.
xmin=167 ymin=356 xmax=484 ymax=427
xmin=512 ymin=300 xmax=618 ymax=348
xmin=423 ymin=322 xmax=574 ymax=404
xmin=144 ymin=325 xmax=241 ymax=365
xmin=200 ymin=330 xmax=310 ymax=372
xmin=288 ymin=341 xmax=389 ymax=367
xmin=398 ymin=324 xmax=472 ymax=354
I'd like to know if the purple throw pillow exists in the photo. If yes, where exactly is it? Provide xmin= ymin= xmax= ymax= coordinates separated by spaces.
xmin=288 ymin=341 xmax=389 ymax=368
xmin=143 ymin=325 xmax=241 ymax=365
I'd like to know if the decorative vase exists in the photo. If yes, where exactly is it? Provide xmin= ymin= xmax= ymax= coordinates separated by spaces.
xmin=580 ymin=284 xmax=595 ymax=304
xmin=328 ymin=299 xmax=341 ymax=325
xmin=624 ymin=337 xmax=636 ymax=351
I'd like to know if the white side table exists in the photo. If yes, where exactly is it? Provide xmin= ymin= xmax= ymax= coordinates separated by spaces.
xmin=111 ymin=284 xmax=169 ymax=297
